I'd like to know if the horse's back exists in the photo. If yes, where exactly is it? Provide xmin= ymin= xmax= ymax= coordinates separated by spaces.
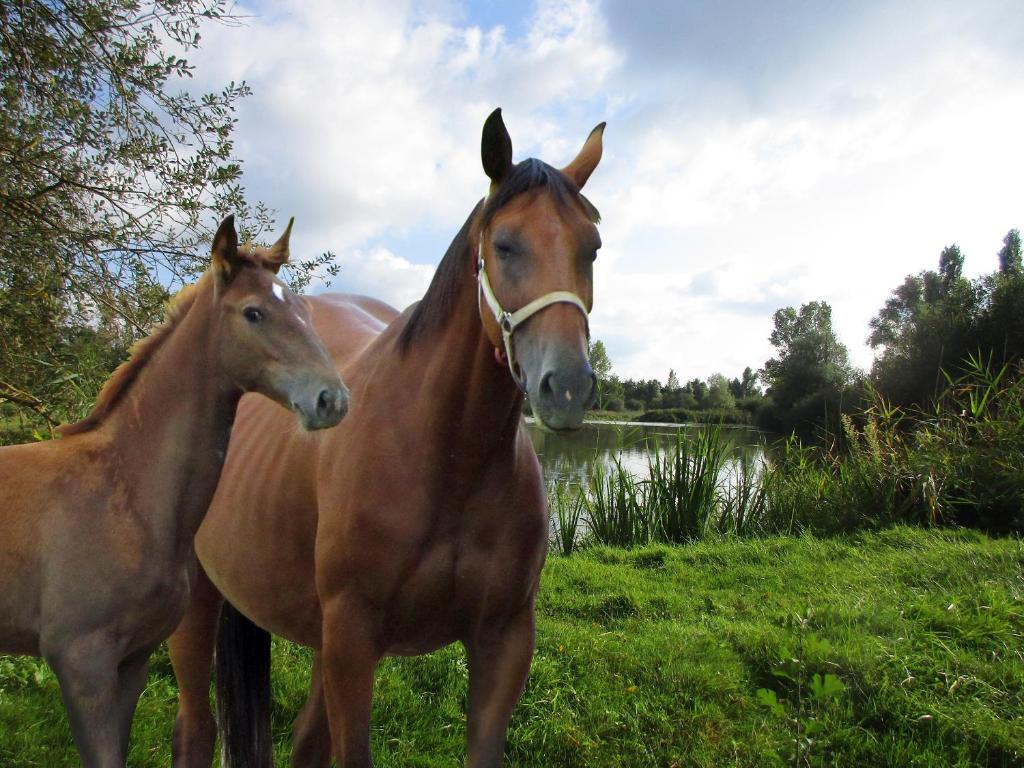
xmin=307 ymin=293 xmax=402 ymax=369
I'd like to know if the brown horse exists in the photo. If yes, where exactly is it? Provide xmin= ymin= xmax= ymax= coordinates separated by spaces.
xmin=169 ymin=109 xmax=604 ymax=767
xmin=0 ymin=216 xmax=347 ymax=768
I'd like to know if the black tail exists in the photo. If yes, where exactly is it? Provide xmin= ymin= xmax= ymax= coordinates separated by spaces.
xmin=215 ymin=601 xmax=272 ymax=768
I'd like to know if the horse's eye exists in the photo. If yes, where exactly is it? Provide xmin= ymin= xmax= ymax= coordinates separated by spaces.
xmin=243 ymin=307 xmax=264 ymax=324
xmin=589 ymin=249 xmax=599 ymax=262
xmin=494 ymin=242 xmax=514 ymax=260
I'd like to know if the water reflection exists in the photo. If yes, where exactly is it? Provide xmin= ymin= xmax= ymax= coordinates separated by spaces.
xmin=527 ymin=420 xmax=766 ymax=488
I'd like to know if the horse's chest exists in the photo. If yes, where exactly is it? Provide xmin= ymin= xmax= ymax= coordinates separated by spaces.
xmin=380 ymin=523 xmax=543 ymax=656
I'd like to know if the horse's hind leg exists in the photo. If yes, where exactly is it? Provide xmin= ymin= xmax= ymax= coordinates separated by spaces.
xmin=46 ymin=634 xmax=124 ymax=768
xmin=292 ymin=652 xmax=332 ymax=768
xmin=170 ymin=565 xmax=223 ymax=768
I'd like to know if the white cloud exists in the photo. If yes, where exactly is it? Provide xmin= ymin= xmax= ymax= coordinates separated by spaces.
xmin=184 ymin=0 xmax=1024 ymax=384
xmin=586 ymin=28 xmax=1024 ymax=379
xmin=327 ymin=247 xmax=435 ymax=311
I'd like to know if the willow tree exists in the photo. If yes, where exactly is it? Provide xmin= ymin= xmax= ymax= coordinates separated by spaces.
xmin=0 ymin=1 xmax=326 ymax=432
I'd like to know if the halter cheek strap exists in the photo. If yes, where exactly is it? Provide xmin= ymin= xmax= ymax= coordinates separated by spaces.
xmin=477 ymin=237 xmax=590 ymax=392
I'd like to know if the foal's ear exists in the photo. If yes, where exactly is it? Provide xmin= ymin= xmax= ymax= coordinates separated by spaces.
xmin=481 ymin=108 xmax=513 ymax=189
xmin=562 ymin=122 xmax=606 ymax=189
xmin=263 ymin=216 xmax=294 ymax=273
xmin=211 ymin=215 xmax=241 ymax=283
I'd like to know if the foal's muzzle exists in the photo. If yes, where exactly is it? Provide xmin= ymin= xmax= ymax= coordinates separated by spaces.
xmin=291 ymin=378 xmax=349 ymax=430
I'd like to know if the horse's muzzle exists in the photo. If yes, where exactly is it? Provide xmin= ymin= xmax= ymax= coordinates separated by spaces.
xmin=529 ymin=357 xmax=596 ymax=431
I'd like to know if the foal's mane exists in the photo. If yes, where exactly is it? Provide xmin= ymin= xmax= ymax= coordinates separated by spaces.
xmin=59 ymin=275 xmax=206 ymax=437
xmin=397 ymin=158 xmax=600 ymax=352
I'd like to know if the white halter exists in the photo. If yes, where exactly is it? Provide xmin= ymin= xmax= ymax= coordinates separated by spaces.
xmin=477 ymin=235 xmax=590 ymax=392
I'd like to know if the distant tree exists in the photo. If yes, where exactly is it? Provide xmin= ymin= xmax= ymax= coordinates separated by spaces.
xmin=706 ymin=374 xmax=735 ymax=409
xmin=741 ymin=366 xmax=760 ymax=397
xmin=587 ymin=339 xmax=621 ymax=409
xmin=685 ymin=378 xmax=708 ymax=408
xmin=660 ymin=368 xmax=684 ymax=408
xmin=869 ymin=244 xmax=981 ymax=406
xmin=622 ymin=378 xmax=663 ymax=409
xmin=589 ymin=340 xmax=612 ymax=381
xmin=939 ymin=244 xmax=964 ymax=287
xmin=761 ymin=301 xmax=854 ymax=435
xmin=998 ymin=229 xmax=1022 ymax=275
xmin=603 ymin=375 xmax=625 ymax=411
xmin=978 ymin=229 xmax=1024 ymax=369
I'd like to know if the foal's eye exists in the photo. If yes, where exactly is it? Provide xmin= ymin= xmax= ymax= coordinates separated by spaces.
xmin=243 ymin=307 xmax=264 ymax=324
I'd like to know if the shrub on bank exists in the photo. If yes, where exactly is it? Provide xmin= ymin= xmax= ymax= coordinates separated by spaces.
xmin=635 ymin=407 xmax=753 ymax=426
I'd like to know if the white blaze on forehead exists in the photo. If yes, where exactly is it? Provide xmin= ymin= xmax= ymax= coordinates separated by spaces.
xmin=271 ymin=282 xmax=286 ymax=302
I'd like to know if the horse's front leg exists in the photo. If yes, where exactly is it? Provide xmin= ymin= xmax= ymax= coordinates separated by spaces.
xmin=292 ymin=652 xmax=332 ymax=768
xmin=45 ymin=633 xmax=125 ymax=768
xmin=115 ymin=646 xmax=153 ymax=760
xmin=321 ymin=594 xmax=379 ymax=768
xmin=464 ymin=606 xmax=536 ymax=768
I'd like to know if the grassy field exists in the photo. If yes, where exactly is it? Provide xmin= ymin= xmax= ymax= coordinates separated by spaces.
xmin=1 ymin=528 xmax=1021 ymax=766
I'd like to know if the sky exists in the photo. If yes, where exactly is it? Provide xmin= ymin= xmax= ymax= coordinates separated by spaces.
xmin=187 ymin=0 xmax=1024 ymax=382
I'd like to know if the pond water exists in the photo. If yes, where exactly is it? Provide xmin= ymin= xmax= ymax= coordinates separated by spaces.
xmin=526 ymin=419 xmax=767 ymax=488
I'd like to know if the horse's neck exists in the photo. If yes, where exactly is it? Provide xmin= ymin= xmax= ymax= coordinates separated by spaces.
xmin=101 ymin=286 xmax=239 ymax=551
xmin=397 ymin=265 xmax=525 ymax=477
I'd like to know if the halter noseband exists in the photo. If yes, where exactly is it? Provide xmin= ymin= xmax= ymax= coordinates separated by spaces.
xmin=477 ymin=235 xmax=590 ymax=392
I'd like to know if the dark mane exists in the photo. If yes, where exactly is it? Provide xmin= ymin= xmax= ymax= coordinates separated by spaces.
xmin=397 ymin=158 xmax=599 ymax=352
xmin=58 ymin=276 xmax=206 ymax=437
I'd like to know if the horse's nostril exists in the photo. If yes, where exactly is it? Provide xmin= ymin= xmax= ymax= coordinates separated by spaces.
xmin=539 ymin=371 xmax=555 ymax=399
xmin=316 ymin=389 xmax=333 ymax=417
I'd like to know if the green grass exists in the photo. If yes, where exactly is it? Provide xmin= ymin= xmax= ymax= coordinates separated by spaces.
xmin=1 ymin=528 xmax=1022 ymax=766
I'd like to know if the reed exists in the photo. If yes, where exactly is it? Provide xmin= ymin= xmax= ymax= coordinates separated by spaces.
xmin=645 ymin=425 xmax=728 ymax=543
xmin=716 ymin=449 xmax=771 ymax=536
xmin=584 ymin=457 xmax=654 ymax=547
xmin=548 ymin=477 xmax=586 ymax=556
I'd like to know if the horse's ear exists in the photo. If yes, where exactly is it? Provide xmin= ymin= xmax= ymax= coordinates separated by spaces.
xmin=562 ymin=122 xmax=606 ymax=189
xmin=481 ymin=108 xmax=513 ymax=189
xmin=211 ymin=215 xmax=241 ymax=284
xmin=264 ymin=217 xmax=294 ymax=273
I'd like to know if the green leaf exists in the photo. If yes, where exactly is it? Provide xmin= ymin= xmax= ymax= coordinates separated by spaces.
xmin=809 ymin=673 xmax=845 ymax=701
xmin=756 ymin=688 xmax=786 ymax=717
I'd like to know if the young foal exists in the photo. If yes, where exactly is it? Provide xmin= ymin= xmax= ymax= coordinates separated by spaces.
xmin=0 ymin=216 xmax=347 ymax=767
xmin=169 ymin=110 xmax=604 ymax=767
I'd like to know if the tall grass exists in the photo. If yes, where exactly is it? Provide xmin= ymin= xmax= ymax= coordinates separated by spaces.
xmin=585 ymin=457 xmax=655 ymax=547
xmin=549 ymin=477 xmax=586 ymax=556
xmin=716 ymin=450 xmax=771 ymax=536
xmin=646 ymin=425 xmax=728 ymax=542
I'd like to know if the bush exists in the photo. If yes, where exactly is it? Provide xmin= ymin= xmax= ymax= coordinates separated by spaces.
xmin=636 ymin=408 xmax=752 ymax=426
